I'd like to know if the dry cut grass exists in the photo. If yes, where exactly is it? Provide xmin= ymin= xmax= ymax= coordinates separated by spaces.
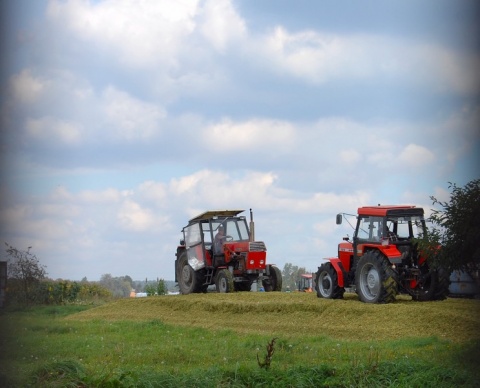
xmin=66 ymin=292 xmax=480 ymax=343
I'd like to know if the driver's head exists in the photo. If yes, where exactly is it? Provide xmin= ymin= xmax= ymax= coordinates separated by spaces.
xmin=218 ymin=225 xmax=224 ymax=234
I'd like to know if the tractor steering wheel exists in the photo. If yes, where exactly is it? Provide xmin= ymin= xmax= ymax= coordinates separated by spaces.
xmin=224 ymin=235 xmax=233 ymax=242
xmin=387 ymin=231 xmax=398 ymax=242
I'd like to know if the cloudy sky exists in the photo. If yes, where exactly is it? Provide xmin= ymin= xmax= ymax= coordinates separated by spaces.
xmin=1 ymin=0 xmax=479 ymax=282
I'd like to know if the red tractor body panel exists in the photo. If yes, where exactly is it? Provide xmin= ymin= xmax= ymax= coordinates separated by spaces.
xmin=245 ymin=251 xmax=267 ymax=271
xmin=329 ymin=258 xmax=346 ymax=287
xmin=354 ymin=243 xmax=403 ymax=262
xmin=338 ymin=242 xmax=354 ymax=272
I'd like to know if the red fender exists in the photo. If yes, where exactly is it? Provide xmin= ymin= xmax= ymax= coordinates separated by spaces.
xmin=328 ymin=258 xmax=345 ymax=287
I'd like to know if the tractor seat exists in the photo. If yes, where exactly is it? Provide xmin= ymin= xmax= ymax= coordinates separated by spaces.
xmin=213 ymin=253 xmax=226 ymax=267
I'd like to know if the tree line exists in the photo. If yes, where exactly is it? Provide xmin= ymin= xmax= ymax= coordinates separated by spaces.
xmin=2 ymin=244 xmax=170 ymax=305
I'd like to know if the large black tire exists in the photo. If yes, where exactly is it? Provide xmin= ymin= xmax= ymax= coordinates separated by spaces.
xmin=315 ymin=262 xmax=345 ymax=299
xmin=410 ymin=267 xmax=450 ymax=301
xmin=355 ymin=250 xmax=397 ymax=303
xmin=409 ymin=264 xmax=436 ymax=301
xmin=263 ymin=265 xmax=282 ymax=291
xmin=216 ymin=269 xmax=234 ymax=293
xmin=177 ymin=252 xmax=204 ymax=294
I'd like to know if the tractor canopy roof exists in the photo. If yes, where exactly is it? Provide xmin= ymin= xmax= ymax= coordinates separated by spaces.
xmin=358 ymin=205 xmax=424 ymax=217
xmin=188 ymin=209 xmax=245 ymax=223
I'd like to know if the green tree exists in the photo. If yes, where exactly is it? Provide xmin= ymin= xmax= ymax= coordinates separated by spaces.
xmin=122 ymin=275 xmax=133 ymax=289
xmin=133 ymin=280 xmax=145 ymax=293
xmin=5 ymin=244 xmax=47 ymax=304
xmin=282 ymin=263 xmax=308 ymax=291
xmin=157 ymin=279 xmax=167 ymax=295
xmin=424 ymin=179 xmax=480 ymax=280
xmin=99 ymin=274 xmax=132 ymax=298
xmin=145 ymin=283 xmax=156 ymax=296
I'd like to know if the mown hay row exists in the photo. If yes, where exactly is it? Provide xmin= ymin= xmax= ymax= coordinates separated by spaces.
xmin=66 ymin=293 xmax=480 ymax=342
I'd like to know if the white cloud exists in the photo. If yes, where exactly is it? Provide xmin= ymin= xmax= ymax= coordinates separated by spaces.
xmin=77 ymin=188 xmax=122 ymax=204
xmin=47 ymin=0 xmax=200 ymax=69
xmin=204 ymin=118 xmax=296 ymax=152
xmin=138 ymin=181 xmax=168 ymax=206
xmin=339 ymin=149 xmax=362 ymax=165
xmin=10 ymin=69 xmax=48 ymax=103
xmin=199 ymin=0 xmax=246 ymax=52
xmin=398 ymin=144 xmax=435 ymax=167
xmin=419 ymin=45 xmax=480 ymax=95
xmin=103 ymin=86 xmax=166 ymax=141
xmin=25 ymin=117 xmax=83 ymax=145
xmin=261 ymin=27 xmax=372 ymax=83
xmin=117 ymin=199 xmax=155 ymax=232
xmin=256 ymin=26 xmax=479 ymax=94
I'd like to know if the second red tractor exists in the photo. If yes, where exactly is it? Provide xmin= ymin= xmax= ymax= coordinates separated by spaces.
xmin=315 ymin=205 xmax=449 ymax=303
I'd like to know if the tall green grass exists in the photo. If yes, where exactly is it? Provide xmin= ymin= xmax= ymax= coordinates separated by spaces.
xmin=1 ymin=293 xmax=478 ymax=387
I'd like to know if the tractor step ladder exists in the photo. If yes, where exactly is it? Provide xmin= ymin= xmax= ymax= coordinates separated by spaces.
xmin=204 ymin=267 xmax=214 ymax=285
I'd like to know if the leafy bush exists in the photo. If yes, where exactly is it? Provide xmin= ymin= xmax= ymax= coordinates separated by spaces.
xmin=4 ymin=244 xmax=47 ymax=304
xmin=6 ymin=278 xmax=112 ymax=306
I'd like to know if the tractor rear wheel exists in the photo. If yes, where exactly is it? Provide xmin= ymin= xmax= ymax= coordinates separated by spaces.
xmin=410 ymin=267 xmax=450 ymax=301
xmin=355 ymin=250 xmax=397 ymax=303
xmin=177 ymin=252 xmax=204 ymax=294
xmin=263 ymin=265 xmax=282 ymax=291
xmin=216 ymin=269 xmax=234 ymax=293
xmin=315 ymin=262 xmax=345 ymax=299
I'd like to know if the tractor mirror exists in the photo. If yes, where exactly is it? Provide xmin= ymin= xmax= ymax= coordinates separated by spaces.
xmin=336 ymin=214 xmax=343 ymax=225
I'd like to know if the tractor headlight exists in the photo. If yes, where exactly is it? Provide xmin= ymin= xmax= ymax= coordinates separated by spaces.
xmin=260 ymin=260 xmax=265 ymax=265
xmin=250 ymin=260 xmax=254 ymax=265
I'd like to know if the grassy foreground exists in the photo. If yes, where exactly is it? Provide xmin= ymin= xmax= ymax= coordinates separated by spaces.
xmin=0 ymin=292 xmax=479 ymax=387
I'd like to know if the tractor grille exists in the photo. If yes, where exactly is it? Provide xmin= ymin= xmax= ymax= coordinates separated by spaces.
xmin=249 ymin=241 xmax=266 ymax=252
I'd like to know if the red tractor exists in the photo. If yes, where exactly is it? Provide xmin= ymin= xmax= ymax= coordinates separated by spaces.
xmin=175 ymin=209 xmax=282 ymax=294
xmin=315 ymin=205 xmax=450 ymax=303
xmin=297 ymin=274 xmax=313 ymax=292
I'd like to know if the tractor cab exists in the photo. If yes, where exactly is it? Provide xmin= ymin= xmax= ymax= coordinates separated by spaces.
xmin=181 ymin=210 xmax=251 ymax=270
xmin=336 ymin=206 xmax=426 ymax=273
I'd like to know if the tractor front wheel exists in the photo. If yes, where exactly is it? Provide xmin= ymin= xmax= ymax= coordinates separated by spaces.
xmin=315 ymin=262 xmax=345 ymax=299
xmin=263 ymin=265 xmax=282 ymax=291
xmin=216 ymin=269 xmax=234 ymax=293
xmin=355 ymin=250 xmax=397 ymax=303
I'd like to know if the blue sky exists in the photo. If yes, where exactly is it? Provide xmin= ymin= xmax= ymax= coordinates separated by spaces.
xmin=1 ymin=0 xmax=479 ymax=281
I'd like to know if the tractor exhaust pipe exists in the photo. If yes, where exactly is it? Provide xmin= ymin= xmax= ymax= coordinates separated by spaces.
xmin=249 ymin=208 xmax=255 ymax=242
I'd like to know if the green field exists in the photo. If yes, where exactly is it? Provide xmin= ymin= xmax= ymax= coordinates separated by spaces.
xmin=1 ymin=292 xmax=479 ymax=387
